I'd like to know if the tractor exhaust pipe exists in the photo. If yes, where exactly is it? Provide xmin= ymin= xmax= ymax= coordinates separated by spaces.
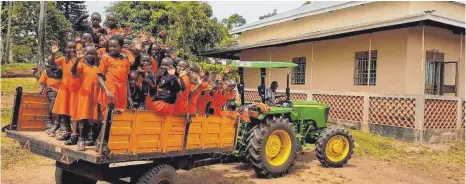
xmin=286 ymin=71 xmax=291 ymax=101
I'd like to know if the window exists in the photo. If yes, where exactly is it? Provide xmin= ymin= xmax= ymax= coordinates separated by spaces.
xmin=354 ymin=50 xmax=377 ymax=85
xmin=292 ymin=57 xmax=306 ymax=85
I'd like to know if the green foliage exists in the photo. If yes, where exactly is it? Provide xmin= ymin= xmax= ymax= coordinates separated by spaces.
xmin=1 ymin=63 xmax=36 ymax=78
xmin=1 ymin=2 xmax=72 ymax=63
xmin=55 ymin=1 xmax=87 ymax=23
xmin=259 ymin=9 xmax=277 ymax=20
xmin=221 ymin=13 xmax=246 ymax=30
xmin=302 ymin=1 xmax=312 ymax=6
xmin=106 ymin=2 xmax=226 ymax=60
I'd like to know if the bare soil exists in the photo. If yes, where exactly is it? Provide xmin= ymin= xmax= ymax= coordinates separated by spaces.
xmin=1 ymin=150 xmax=461 ymax=184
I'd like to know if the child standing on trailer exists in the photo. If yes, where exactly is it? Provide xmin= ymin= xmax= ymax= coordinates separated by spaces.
xmin=97 ymin=35 xmax=133 ymax=112
xmin=38 ymin=65 xmax=62 ymax=128
xmin=146 ymin=57 xmax=181 ymax=116
xmin=45 ymin=41 xmax=76 ymax=140
xmin=68 ymin=46 xmax=102 ymax=150
xmin=172 ymin=60 xmax=191 ymax=116
xmin=105 ymin=13 xmax=130 ymax=37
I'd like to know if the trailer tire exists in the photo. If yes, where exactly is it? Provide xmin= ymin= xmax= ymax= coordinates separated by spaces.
xmin=136 ymin=164 xmax=177 ymax=184
xmin=55 ymin=166 xmax=97 ymax=184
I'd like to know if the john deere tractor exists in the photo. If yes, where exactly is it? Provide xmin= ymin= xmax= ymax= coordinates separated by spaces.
xmin=232 ymin=61 xmax=355 ymax=178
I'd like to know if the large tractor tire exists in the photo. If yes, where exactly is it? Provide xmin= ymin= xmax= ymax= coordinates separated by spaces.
xmin=315 ymin=126 xmax=354 ymax=167
xmin=55 ymin=166 xmax=97 ymax=184
xmin=135 ymin=164 xmax=177 ymax=184
xmin=247 ymin=116 xmax=298 ymax=178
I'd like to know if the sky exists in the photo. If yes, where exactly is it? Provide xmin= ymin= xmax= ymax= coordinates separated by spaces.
xmin=85 ymin=1 xmax=304 ymax=25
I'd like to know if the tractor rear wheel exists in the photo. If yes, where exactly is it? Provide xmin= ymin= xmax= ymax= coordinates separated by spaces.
xmin=315 ymin=126 xmax=354 ymax=167
xmin=248 ymin=116 xmax=297 ymax=178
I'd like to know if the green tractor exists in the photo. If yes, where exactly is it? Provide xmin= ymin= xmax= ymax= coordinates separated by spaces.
xmin=231 ymin=61 xmax=355 ymax=178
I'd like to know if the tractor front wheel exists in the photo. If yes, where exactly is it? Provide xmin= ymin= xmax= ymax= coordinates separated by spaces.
xmin=315 ymin=126 xmax=354 ymax=167
xmin=248 ymin=116 xmax=297 ymax=178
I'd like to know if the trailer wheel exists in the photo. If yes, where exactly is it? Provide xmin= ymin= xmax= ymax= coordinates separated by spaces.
xmin=55 ymin=166 xmax=97 ymax=184
xmin=136 ymin=164 xmax=177 ymax=184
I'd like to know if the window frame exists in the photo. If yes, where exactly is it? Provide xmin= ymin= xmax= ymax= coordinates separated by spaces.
xmin=354 ymin=50 xmax=377 ymax=86
xmin=291 ymin=57 xmax=306 ymax=85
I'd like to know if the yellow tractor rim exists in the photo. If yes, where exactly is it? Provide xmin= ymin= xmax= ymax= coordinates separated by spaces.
xmin=325 ymin=135 xmax=350 ymax=162
xmin=265 ymin=130 xmax=292 ymax=166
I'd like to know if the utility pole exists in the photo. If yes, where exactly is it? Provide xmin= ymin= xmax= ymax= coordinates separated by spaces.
xmin=4 ymin=1 xmax=13 ymax=64
xmin=37 ymin=1 xmax=47 ymax=76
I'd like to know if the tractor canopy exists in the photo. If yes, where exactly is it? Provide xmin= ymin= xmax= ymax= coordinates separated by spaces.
xmin=230 ymin=61 xmax=297 ymax=68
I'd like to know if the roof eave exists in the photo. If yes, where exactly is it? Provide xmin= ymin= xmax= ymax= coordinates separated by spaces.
xmin=229 ymin=1 xmax=370 ymax=35
xmin=203 ymin=11 xmax=465 ymax=59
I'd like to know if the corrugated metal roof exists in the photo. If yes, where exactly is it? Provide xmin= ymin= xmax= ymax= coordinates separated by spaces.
xmin=230 ymin=1 xmax=371 ymax=34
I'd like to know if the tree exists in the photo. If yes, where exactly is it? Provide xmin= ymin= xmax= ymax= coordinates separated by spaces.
xmin=106 ymin=2 xmax=225 ymax=60
xmin=302 ymin=1 xmax=312 ymax=6
xmin=221 ymin=13 xmax=246 ymax=30
xmin=259 ymin=9 xmax=277 ymax=20
xmin=56 ymin=1 xmax=87 ymax=23
xmin=1 ymin=1 xmax=72 ymax=63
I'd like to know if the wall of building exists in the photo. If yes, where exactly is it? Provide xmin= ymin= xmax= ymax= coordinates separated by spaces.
xmin=409 ymin=1 xmax=465 ymax=21
xmin=423 ymin=26 xmax=465 ymax=99
xmin=240 ymin=1 xmax=410 ymax=45
xmin=240 ymin=26 xmax=465 ymax=99
xmin=239 ymin=2 xmax=464 ymax=45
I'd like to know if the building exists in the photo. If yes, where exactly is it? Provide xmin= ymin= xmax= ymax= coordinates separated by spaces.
xmin=203 ymin=1 xmax=466 ymax=143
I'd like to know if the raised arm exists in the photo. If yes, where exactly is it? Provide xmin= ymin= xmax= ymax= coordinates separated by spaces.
xmin=49 ymin=41 xmax=59 ymax=66
xmin=71 ymin=49 xmax=84 ymax=76
xmin=73 ymin=14 xmax=90 ymax=32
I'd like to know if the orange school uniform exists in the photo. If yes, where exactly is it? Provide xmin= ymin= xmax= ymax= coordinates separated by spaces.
xmin=189 ymin=82 xmax=209 ymax=115
xmin=106 ymin=27 xmax=125 ymax=36
xmin=213 ymin=90 xmax=227 ymax=115
xmin=52 ymin=57 xmax=75 ymax=116
xmin=150 ymin=57 xmax=158 ymax=74
xmin=96 ymin=48 xmax=135 ymax=64
xmin=39 ymin=70 xmax=61 ymax=91
xmin=172 ymin=75 xmax=191 ymax=116
xmin=74 ymin=62 xmax=102 ymax=121
xmin=196 ymin=90 xmax=211 ymax=115
xmin=98 ymin=54 xmax=131 ymax=110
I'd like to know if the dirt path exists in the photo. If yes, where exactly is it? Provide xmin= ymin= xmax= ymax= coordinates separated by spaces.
xmin=2 ymin=150 xmax=461 ymax=184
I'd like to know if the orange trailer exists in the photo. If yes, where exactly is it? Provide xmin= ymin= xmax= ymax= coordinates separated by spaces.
xmin=4 ymin=87 xmax=240 ymax=184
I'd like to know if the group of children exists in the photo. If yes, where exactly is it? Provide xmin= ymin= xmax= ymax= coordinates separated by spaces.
xmin=38 ymin=12 xmax=239 ymax=151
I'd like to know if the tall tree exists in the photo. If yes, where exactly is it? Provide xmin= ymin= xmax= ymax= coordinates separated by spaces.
xmin=259 ymin=9 xmax=277 ymax=20
xmin=56 ymin=1 xmax=87 ymax=23
xmin=0 ymin=1 xmax=72 ymax=63
xmin=222 ymin=13 xmax=246 ymax=30
xmin=107 ymin=1 xmax=225 ymax=60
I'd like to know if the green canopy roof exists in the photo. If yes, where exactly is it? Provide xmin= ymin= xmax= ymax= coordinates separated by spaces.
xmin=230 ymin=61 xmax=297 ymax=68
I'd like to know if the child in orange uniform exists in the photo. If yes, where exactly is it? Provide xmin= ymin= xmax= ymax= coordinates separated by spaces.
xmin=97 ymin=35 xmax=133 ymax=112
xmin=105 ymin=13 xmax=130 ymax=37
xmin=172 ymin=60 xmax=191 ymax=116
xmin=196 ymin=71 xmax=214 ymax=115
xmin=67 ymin=46 xmax=102 ymax=151
xmin=146 ymin=57 xmax=181 ymax=116
xmin=45 ymin=41 xmax=76 ymax=140
xmin=189 ymin=73 xmax=208 ymax=115
xmin=38 ymin=65 xmax=62 ymax=128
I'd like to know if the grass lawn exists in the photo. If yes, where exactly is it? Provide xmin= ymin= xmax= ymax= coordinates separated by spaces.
xmin=1 ymin=63 xmax=36 ymax=78
xmin=0 ymin=77 xmax=464 ymax=180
